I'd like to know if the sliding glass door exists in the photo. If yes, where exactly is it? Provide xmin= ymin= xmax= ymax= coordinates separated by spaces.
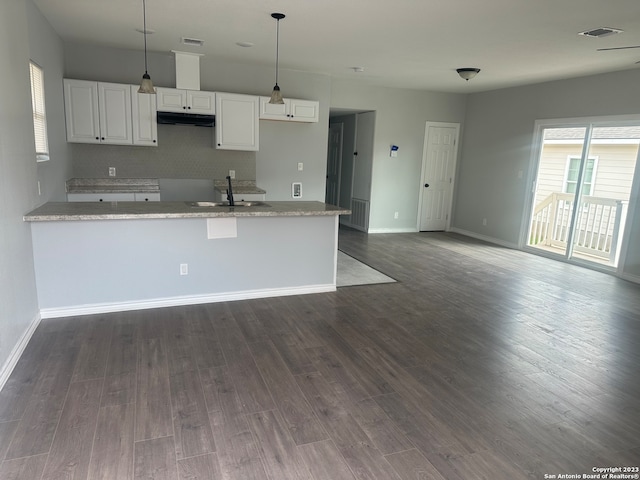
xmin=527 ymin=122 xmax=640 ymax=269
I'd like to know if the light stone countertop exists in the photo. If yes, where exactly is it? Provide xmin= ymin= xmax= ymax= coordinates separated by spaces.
xmin=24 ymin=201 xmax=350 ymax=222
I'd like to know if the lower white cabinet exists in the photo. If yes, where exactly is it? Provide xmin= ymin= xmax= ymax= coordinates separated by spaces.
xmin=67 ymin=192 xmax=160 ymax=202
xmin=134 ymin=193 xmax=161 ymax=202
xmin=215 ymin=93 xmax=259 ymax=151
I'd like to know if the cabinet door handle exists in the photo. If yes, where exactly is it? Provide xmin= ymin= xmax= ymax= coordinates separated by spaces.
xmin=153 ymin=140 xmax=156 ymax=143
xmin=424 ymin=183 xmax=430 ymax=188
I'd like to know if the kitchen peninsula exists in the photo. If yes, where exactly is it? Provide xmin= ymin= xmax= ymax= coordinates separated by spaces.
xmin=25 ymin=201 xmax=349 ymax=318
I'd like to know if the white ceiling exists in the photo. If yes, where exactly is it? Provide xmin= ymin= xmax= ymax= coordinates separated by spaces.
xmin=33 ymin=0 xmax=640 ymax=94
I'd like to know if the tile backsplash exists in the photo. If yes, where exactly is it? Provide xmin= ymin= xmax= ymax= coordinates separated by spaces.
xmin=70 ymin=124 xmax=256 ymax=180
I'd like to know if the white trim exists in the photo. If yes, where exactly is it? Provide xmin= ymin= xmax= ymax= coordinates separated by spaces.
xmin=449 ymin=227 xmax=519 ymax=249
xmin=0 ymin=313 xmax=41 ymax=392
xmin=368 ymin=227 xmax=419 ymax=234
xmin=39 ymin=284 xmax=336 ymax=319
xmin=332 ymin=216 xmax=339 ymax=286
xmin=417 ymin=122 xmax=460 ymax=232
xmin=619 ymin=272 xmax=640 ymax=285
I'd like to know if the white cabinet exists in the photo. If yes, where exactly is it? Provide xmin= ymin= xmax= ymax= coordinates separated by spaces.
xmin=259 ymin=97 xmax=319 ymax=123
xmin=64 ymin=80 xmax=133 ymax=144
xmin=67 ymin=193 xmax=135 ymax=202
xmin=67 ymin=192 xmax=160 ymax=202
xmin=131 ymin=86 xmax=158 ymax=146
xmin=134 ymin=192 xmax=161 ymax=202
xmin=215 ymin=93 xmax=259 ymax=151
xmin=156 ymin=87 xmax=215 ymax=115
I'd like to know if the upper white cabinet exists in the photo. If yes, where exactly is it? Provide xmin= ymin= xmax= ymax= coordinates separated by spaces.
xmin=131 ymin=85 xmax=158 ymax=146
xmin=64 ymin=79 xmax=133 ymax=144
xmin=215 ymin=93 xmax=259 ymax=151
xmin=259 ymin=97 xmax=319 ymax=123
xmin=156 ymin=87 xmax=215 ymax=115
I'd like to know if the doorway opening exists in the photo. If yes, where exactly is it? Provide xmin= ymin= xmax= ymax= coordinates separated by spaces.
xmin=526 ymin=121 xmax=640 ymax=269
xmin=327 ymin=110 xmax=376 ymax=232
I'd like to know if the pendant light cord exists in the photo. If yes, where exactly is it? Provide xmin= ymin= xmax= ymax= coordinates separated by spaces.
xmin=275 ymin=17 xmax=280 ymax=86
xmin=143 ymin=0 xmax=149 ymax=74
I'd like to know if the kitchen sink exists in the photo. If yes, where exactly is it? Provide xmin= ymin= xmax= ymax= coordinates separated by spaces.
xmin=186 ymin=201 xmax=270 ymax=207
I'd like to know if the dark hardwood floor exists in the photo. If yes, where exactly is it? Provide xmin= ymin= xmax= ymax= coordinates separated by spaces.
xmin=1 ymin=230 xmax=639 ymax=479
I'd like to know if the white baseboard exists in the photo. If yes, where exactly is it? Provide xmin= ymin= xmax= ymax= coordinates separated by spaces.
xmin=39 ymin=284 xmax=336 ymax=319
xmin=368 ymin=227 xmax=419 ymax=234
xmin=449 ymin=227 xmax=519 ymax=249
xmin=0 ymin=313 xmax=41 ymax=392
xmin=620 ymin=272 xmax=640 ymax=285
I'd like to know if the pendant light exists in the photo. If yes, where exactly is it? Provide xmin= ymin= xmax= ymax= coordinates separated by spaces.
xmin=138 ymin=0 xmax=155 ymax=94
xmin=269 ymin=13 xmax=285 ymax=104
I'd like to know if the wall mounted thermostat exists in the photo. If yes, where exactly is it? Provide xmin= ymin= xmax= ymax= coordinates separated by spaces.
xmin=292 ymin=182 xmax=302 ymax=198
xmin=390 ymin=145 xmax=399 ymax=158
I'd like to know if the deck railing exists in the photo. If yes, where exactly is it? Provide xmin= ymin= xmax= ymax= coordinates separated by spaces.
xmin=529 ymin=192 xmax=628 ymax=264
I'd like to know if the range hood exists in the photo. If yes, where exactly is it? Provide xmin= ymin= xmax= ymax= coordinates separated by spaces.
xmin=157 ymin=51 xmax=214 ymax=126
xmin=157 ymin=111 xmax=214 ymax=127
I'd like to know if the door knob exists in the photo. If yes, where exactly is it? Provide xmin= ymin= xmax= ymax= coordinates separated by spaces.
xmin=424 ymin=183 xmax=430 ymax=188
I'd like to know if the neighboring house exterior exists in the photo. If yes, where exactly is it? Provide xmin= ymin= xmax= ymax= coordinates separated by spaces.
xmin=534 ymin=126 xmax=639 ymax=204
xmin=529 ymin=126 xmax=639 ymax=262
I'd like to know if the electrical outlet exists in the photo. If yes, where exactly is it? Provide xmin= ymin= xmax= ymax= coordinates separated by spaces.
xmin=292 ymin=182 xmax=302 ymax=198
xmin=108 ymin=167 xmax=116 ymax=177
xmin=297 ymin=162 xmax=304 ymax=172
xmin=394 ymin=211 xmax=399 ymax=219
xmin=180 ymin=263 xmax=188 ymax=275
xmin=229 ymin=170 xmax=236 ymax=179
xmin=482 ymin=218 xmax=488 ymax=226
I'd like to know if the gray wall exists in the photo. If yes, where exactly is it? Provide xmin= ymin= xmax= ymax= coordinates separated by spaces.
xmin=330 ymin=80 xmax=467 ymax=232
xmin=455 ymin=68 xmax=640 ymax=279
xmin=0 ymin=0 xmax=69 ymax=379
xmin=63 ymin=42 xmax=331 ymax=201
xmin=31 ymin=216 xmax=338 ymax=313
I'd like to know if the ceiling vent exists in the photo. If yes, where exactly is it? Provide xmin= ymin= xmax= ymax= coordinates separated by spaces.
xmin=181 ymin=37 xmax=205 ymax=47
xmin=578 ymin=27 xmax=623 ymax=38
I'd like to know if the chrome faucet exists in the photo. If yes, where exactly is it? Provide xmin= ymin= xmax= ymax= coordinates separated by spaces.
xmin=226 ymin=175 xmax=235 ymax=206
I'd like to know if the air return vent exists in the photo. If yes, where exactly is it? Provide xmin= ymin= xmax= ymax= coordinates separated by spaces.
xmin=181 ymin=37 xmax=205 ymax=47
xmin=578 ymin=27 xmax=623 ymax=38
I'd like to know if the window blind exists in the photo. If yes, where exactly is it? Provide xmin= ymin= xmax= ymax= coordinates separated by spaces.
xmin=29 ymin=62 xmax=49 ymax=161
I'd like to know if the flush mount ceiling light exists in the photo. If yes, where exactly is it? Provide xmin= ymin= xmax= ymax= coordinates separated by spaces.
xmin=137 ymin=0 xmax=155 ymax=94
xmin=456 ymin=68 xmax=481 ymax=81
xmin=269 ymin=13 xmax=286 ymax=104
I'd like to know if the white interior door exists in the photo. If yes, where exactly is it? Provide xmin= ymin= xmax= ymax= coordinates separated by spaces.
xmin=419 ymin=123 xmax=459 ymax=231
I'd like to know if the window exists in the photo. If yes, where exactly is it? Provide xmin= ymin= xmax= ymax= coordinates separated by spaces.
xmin=564 ymin=156 xmax=596 ymax=195
xmin=29 ymin=61 xmax=49 ymax=162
